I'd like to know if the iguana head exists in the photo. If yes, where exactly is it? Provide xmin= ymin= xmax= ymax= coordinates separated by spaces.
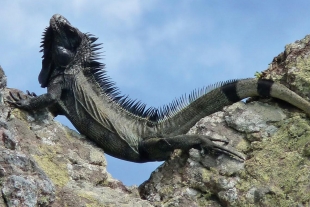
xmin=37 ymin=14 xmax=189 ymax=123
xmin=39 ymin=14 xmax=96 ymax=88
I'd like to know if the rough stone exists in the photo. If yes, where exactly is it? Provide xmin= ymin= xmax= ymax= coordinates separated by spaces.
xmin=2 ymin=175 xmax=38 ymax=207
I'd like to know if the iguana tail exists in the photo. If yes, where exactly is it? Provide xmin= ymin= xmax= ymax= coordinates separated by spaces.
xmin=157 ymin=78 xmax=310 ymax=136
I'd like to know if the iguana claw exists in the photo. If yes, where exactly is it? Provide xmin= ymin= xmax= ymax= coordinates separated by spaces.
xmin=210 ymin=144 xmax=246 ymax=160
xmin=7 ymin=91 xmax=35 ymax=109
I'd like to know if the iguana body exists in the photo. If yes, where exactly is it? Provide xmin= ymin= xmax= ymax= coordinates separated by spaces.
xmin=9 ymin=14 xmax=310 ymax=162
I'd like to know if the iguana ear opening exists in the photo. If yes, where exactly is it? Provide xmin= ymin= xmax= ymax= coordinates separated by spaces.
xmin=38 ymin=58 xmax=53 ymax=88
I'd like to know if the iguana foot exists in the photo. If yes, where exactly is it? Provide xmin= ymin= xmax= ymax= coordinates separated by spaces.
xmin=7 ymin=91 xmax=37 ymax=109
xmin=200 ymin=137 xmax=245 ymax=160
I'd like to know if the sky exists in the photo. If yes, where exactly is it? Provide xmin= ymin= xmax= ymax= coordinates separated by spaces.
xmin=1 ymin=1 xmax=310 ymax=186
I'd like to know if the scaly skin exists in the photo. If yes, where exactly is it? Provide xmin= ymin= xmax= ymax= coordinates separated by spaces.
xmin=8 ymin=14 xmax=310 ymax=162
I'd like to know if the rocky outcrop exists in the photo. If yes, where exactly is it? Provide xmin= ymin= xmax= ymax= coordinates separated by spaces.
xmin=1 ymin=34 xmax=310 ymax=206
xmin=139 ymin=34 xmax=310 ymax=207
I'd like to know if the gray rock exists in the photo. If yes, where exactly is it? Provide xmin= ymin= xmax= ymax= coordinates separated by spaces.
xmin=2 ymin=175 xmax=38 ymax=207
xmin=225 ymin=101 xmax=286 ymax=141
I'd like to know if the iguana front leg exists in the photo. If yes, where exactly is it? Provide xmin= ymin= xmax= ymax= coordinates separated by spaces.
xmin=139 ymin=135 xmax=245 ymax=161
xmin=8 ymin=92 xmax=55 ymax=110
xmin=7 ymin=84 xmax=62 ymax=111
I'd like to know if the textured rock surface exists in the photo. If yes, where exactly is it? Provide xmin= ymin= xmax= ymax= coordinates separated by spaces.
xmin=2 ymin=34 xmax=310 ymax=206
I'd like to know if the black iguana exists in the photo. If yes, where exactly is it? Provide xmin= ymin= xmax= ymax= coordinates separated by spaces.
xmin=8 ymin=14 xmax=310 ymax=162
